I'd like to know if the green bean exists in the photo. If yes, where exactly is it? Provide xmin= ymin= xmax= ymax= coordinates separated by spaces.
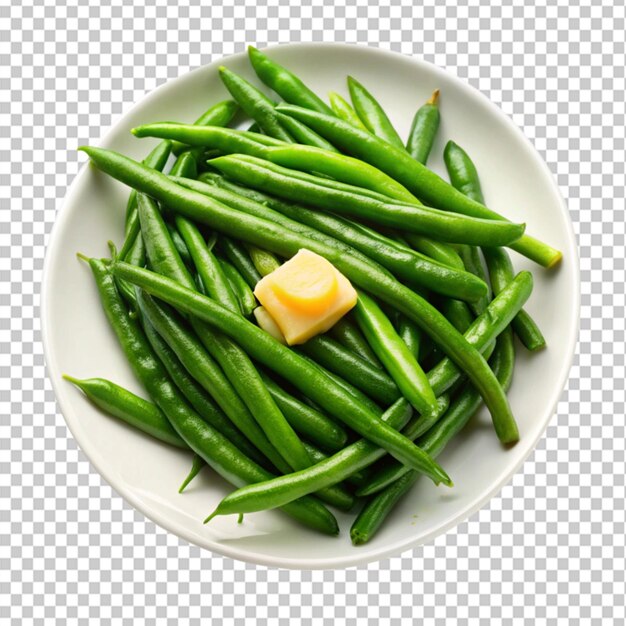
xmin=81 ymin=146 xmax=519 ymax=445
xmin=218 ymin=237 xmax=262 ymax=288
xmin=83 ymin=256 xmax=338 ymax=535
xmin=247 ymin=46 xmax=335 ymax=116
xmin=275 ymin=112 xmax=340 ymax=152
xmin=133 ymin=122 xmax=417 ymax=203
xmin=137 ymin=291 xmax=289 ymax=472
xmin=260 ymin=372 xmax=348 ymax=453
xmin=120 ymin=148 xmax=198 ymax=262
xmin=136 ymin=199 xmax=353 ymax=508
xmin=353 ymin=291 xmax=437 ymax=416
xmin=111 ymin=262 xmax=452 ymax=486
xmin=298 ymin=335 xmax=400 ymax=405
xmin=205 ymin=159 xmax=412 ymax=206
xmin=394 ymin=314 xmax=421 ymax=361
xmin=245 ymin=245 xmax=281 ymax=277
xmin=403 ymin=233 xmax=465 ymax=270
xmin=63 ymin=375 xmax=186 ymax=448
xmin=356 ymin=341 xmax=496 ymax=497
xmin=205 ymin=398 xmax=415 ymax=518
xmin=166 ymin=222 xmax=194 ymax=268
xmin=329 ymin=91 xmax=369 ymax=131
xmin=300 ymin=354 xmax=383 ymax=417
xmin=483 ymin=246 xmax=546 ymax=351
xmin=208 ymin=154 xmax=526 ymax=247
xmin=171 ymin=99 xmax=239 ymax=155
xmin=351 ymin=328 xmax=515 ymax=543
xmin=219 ymin=66 xmax=293 ymax=142
xmin=192 ymin=173 xmax=488 ymax=302
xmin=406 ymin=90 xmax=440 ymax=165
xmin=114 ymin=233 xmax=145 ymax=309
xmin=140 ymin=313 xmax=270 ymax=467
xmin=132 ymin=123 xmax=283 ymax=155
xmin=124 ymin=140 xmax=173 ymax=231
xmin=217 ymin=256 xmax=257 ymax=316
xmin=328 ymin=317 xmax=382 ymax=368
xmin=179 ymin=454 xmax=205 ymax=493
xmin=274 ymin=104 xmax=563 ymax=267
xmin=347 ymin=76 xmax=404 ymax=149
xmin=426 ymin=271 xmax=531 ymax=397
xmin=176 ymin=220 xmax=241 ymax=315
xmin=443 ymin=140 xmax=485 ymax=204
xmin=440 ymin=299 xmax=474 ymax=334
xmin=457 ymin=244 xmax=491 ymax=316
xmin=137 ymin=193 xmax=195 ymax=284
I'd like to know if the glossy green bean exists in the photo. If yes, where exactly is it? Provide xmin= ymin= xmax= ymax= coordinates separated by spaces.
xmin=209 ymin=155 xmax=526 ymax=247
xmin=426 ymin=271 xmax=531 ymax=397
xmin=137 ymin=291 xmax=289 ymax=472
xmin=63 ymin=375 xmax=186 ymax=448
xmin=166 ymin=222 xmax=194 ymax=268
xmin=457 ymin=245 xmax=491 ymax=316
xmin=81 ymin=146 xmax=518 ymax=445
xmin=248 ymin=46 xmax=335 ymax=115
xmin=140 ymin=313 xmax=269 ymax=467
xmin=329 ymin=91 xmax=369 ymax=131
xmin=124 ymin=140 xmax=173 ymax=231
xmin=483 ymin=246 xmax=546 ymax=351
xmin=176 ymin=219 xmax=241 ymax=315
xmin=351 ymin=328 xmax=515 ymax=543
xmin=111 ymin=262 xmax=452 ymax=486
xmin=443 ymin=140 xmax=485 ymax=204
xmin=298 ymin=335 xmax=400 ymax=405
xmin=406 ymin=90 xmax=440 ymax=165
xmin=219 ymin=66 xmax=293 ymax=142
xmin=193 ymin=173 xmax=488 ymax=302
xmin=178 ymin=454 xmax=205 ymax=493
xmin=217 ymin=256 xmax=257 ymax=316
xmin=246 ymin=245 xmax=281 ymax=277
xmin=132 ymin=124 xmax=282 ymax=154
xmin=440 ymin=298 xmax=474 ymax=334
xmin=347 ymin=76 xmax=404 ymax=149
xmin=84 ymin=256 xmax=338 ymax=535
xmin=171 ymin=99 xmax=239 ymax=155
xmin=353 ymin=291 xmax=437 ymax=416
xmin=275 ymin=112 xmax=340 ymax=152
xmin=260 ymin=372 xmax=348 ymax=453
xmin=218 ymin=237 xmax=262 ymax=288
xmin=394 ymin=314 xmax=421 ymax=361
xmin=206 ymin=398 xmax=414 ymax=518
xmin=133 ymin=122 xmax=419 ymax=203
xmin=328 ymin=316 xmax=382 ymax=368
xmin=403 ymin=234 xmax=465 ymax=270
xmin=275 ymin=104 xmax=563 ymax=267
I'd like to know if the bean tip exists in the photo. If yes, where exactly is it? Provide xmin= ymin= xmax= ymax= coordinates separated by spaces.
xmin=203 ymin=509 xmax=220 ymax=524
xmin=427 ymin=89 xmax=440 ymax=105
xmin=76 ymin=252 xmax=91 ymax=263
xmin=546 ymin=250 xmax=563 ymax=269
xmin=350 ymin=529 xmax=368 ymax=546
xmin=62 ymin=374 xmax=81 ymax=385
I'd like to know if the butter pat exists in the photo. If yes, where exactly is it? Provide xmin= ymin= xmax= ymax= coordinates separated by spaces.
xmin=253 ymin=306 xmax=287 ymax=345
xmin=254 ymin=249 xmax=357 ymax=345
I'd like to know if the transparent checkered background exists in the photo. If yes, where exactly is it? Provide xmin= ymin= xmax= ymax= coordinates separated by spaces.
xmin=2 ymin=0 xmax=624 ymax=623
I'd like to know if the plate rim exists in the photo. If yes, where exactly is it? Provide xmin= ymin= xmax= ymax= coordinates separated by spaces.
xmin=41 ymin=41 xmax=580 ymax=569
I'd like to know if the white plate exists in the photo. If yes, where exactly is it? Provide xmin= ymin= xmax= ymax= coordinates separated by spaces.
xmin=42 ymin=43 xmax=579 ymax=569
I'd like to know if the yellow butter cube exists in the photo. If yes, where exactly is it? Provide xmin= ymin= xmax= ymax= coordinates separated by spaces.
xmin=254 ymin=249 xmax=357 ymax=345
xmin=253 ymin=306 xmax=287 ymax=345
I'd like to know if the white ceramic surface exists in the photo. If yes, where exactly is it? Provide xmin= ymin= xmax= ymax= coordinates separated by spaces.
xmin=42 ymin=43 xmax=579 ymax=569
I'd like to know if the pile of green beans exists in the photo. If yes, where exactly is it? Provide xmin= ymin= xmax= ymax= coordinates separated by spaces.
xmin=66 ymin=47 xmax=560 ymax=546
